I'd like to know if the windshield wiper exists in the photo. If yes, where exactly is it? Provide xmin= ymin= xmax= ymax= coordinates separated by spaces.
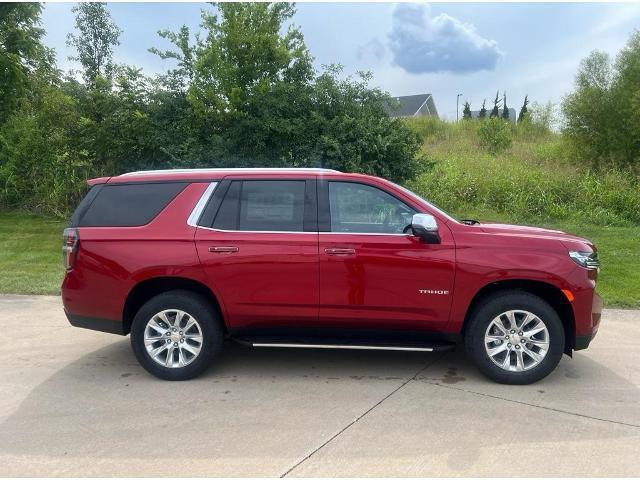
xmin=460 ymin=219 xmax=480 ymax=225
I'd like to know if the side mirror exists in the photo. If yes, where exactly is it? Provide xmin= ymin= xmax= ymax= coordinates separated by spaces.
xmin=409 ymin=213 xmax=440 ymax=244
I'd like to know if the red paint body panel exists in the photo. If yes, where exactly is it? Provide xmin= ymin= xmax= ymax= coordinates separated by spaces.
xmin=62 ymin=169 xmax=602 ymax=349
xmin=194 ymin=229 xmax=319 ymax=328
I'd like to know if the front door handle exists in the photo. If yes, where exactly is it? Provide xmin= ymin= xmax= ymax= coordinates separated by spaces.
xmin=208 ymin=246 xmax=239 ymax=254
xmin=324 ymin=247 xmax=356 ymax=255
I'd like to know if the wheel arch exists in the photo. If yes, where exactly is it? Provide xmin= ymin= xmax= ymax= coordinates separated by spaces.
xmin=462 ymin=279 xmax=575 ymax=355
xmin=122 ymin=276 xmax=226 ymax=335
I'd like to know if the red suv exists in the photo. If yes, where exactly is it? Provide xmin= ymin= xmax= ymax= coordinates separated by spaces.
xmin=62 ymin=168 xmax=602 ymax=384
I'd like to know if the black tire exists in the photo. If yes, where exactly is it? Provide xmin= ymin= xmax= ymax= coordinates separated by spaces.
xmin=464 ymin=291 xmax=565 ymax=385
xmin=130 ymin=290 xmax=224 ymax=381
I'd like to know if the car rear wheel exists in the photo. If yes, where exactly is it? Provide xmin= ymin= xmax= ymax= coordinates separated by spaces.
xmin=464 ymin=291 xmax=565 ymax=384
xmin=130 ymin=290 xmax=223 ymax=380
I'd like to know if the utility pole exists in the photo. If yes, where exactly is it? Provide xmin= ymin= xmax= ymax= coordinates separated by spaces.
xmin=456 ymin=93 xmax=463 ymax=122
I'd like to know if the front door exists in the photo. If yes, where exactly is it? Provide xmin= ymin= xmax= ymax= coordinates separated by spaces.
xmin=195 ymin=178 xmax=319 ymax=330
xmin=318 ymin=180 xmax=455 ymax=332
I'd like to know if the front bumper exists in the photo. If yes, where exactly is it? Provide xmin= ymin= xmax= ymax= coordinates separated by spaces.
xmin=574 ymin=292 xmax=603 ymax=351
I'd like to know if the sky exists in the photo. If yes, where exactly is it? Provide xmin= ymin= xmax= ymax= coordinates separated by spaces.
xmin=42 ymin=2 xmax=640 ymax=120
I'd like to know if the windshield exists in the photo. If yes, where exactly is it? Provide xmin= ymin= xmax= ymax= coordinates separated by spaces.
xmin=391 ymin=182 xmax=459 ymax=224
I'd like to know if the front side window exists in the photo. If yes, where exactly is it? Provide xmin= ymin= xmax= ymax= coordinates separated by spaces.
xmin=213 ymin=180 xmax=306 ymax=232
xmin=329 ymin=182 xmax=416 ymax=234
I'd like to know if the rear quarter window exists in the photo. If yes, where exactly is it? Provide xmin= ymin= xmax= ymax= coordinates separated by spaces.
xmin=77 ymin=182 xmax=188 ymax=227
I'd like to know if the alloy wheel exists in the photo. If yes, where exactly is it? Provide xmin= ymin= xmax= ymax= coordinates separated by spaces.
xmin=484 ymin=310 xmax=550 ymax=372
xmin=143 ymin=309 xmax=204 ymax=368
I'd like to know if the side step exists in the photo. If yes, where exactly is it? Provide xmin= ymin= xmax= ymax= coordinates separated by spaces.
xmin=232 ymin=336 xmax=456 ymax=353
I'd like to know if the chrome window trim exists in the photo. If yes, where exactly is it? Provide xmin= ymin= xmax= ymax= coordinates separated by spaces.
xmin=196 ymin=225 xmax=411 ymax=237
xmin=187 ymin=182 xmax=218 ymax=227
xmin=196 ymin=225 xmax=316 ymax=234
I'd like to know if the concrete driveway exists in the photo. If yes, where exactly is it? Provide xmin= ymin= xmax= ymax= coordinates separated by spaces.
xmin=0 ymin=294 xmax=639 ymax=477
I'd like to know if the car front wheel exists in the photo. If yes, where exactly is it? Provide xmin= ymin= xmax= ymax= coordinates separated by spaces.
xmin=465 ymin=292 xmax=565 ymax=384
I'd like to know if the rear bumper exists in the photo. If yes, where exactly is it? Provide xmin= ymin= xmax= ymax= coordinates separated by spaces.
xmin=574 ymin=292 xmax=603 ymax=351
xmin=65 ymin=312 xmax=126 ymax=335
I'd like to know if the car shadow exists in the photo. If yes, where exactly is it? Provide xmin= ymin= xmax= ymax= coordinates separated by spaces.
xmin=1 ymin=338 xmax=638 ymax=463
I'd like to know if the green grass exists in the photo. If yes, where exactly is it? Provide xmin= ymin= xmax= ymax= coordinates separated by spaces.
xmin=0 ymin=211 xmax=637 ymax=307
xmin=0 ymin=212 xmax=67 ymax=295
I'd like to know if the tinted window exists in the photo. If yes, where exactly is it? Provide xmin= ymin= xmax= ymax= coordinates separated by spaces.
xmin=79 ymin=182 xmax=187 ymax=227
xmin=329 ymin=182 xmax=415 ymax=234
xmin=70 ymin=184 xmax=101 ymax=227
xmin=212 ymin=180 xmax=306 ymax=232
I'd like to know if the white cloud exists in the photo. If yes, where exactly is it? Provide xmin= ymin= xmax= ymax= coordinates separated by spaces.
xmin=389 ymin=3 xmax=503 ymax=75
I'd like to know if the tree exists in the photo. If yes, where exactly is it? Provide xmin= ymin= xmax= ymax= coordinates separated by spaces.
xmin=462 ymin=101 xmax=472 ymax=120
xmin=502 ymin=92 xmax=510 ymax=120
xmin=478 ymin=99 xmax=487 ymax=119
xmin=562 ymin=50 xmax=615 ymax=168
xmin=67 ymin=3 xmax=121 ymax=86
xmin=518 ymin=95 xmax=529 ymax=122
xmin=490 ymin=91 xmax=501 ymax=118
xmin=0 ymin=3 xmax=54 ymax=122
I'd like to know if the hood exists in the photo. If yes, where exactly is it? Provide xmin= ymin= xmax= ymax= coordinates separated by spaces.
xmin=478 ymin=222 xmax=593 ymax=249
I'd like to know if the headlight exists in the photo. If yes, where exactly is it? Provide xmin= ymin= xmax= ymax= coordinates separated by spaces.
xmin=569 ymin=251 xmax=600 ymax=270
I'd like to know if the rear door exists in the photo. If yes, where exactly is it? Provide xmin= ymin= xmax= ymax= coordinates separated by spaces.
xmin=318 ymin=179 xmax=456 ymax=332
xmin=194 ymin=177 xmax=319 ymax=331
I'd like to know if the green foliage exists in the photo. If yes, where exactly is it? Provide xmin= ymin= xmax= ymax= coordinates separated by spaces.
xmin=462 ymin=101 xmax=472 ymax=120
xmin=501 ymin=92 xmax=510 ymax=120
xmin=518 ymin=95 xmax=529 ymax=122
xmin=405 ymin=117 xmax=640 ymax=226
xmin=0 ymin=2 xmax=422 ymax=215
xmin=562 ymin=31 xmax=640 ymax=169
xmin=0 ymin=3 xmax=54 ymax=122
xmin=490 ymin=91 xmax=500 ymax=118
xmin=478 ymin=99 xmax=487 ymax=119
xmin=66 ymin=3 xmax=121 ymax=85
xmin=477 ymin=117 xmax=513 ymax=154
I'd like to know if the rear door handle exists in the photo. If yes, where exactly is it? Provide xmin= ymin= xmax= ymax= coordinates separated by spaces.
xmin=324 ymin=248 xmax=356 ymax=255
xmin=208 ymin=246 xmax=239 ymax=254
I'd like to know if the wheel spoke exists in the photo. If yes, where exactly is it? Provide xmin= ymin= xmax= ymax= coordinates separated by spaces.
xmin=515 ymin=349 xmax=525 ymax=371
xmin=165 ymin=345 xmax=175 ymax=367
xmin=523 ymin=345 xmax=543 ymax=363
xmin=487 ymin=343 xmax=508 ymax=357
xmin=524 ymin=322 xmax=546 ymax=338
xmin=172 ymin=311 xmax=181 ymax=329
xmin=501 ymin=350 xmax=512 ymax=369
xmin=149 ymin=342 xmax=169 ymax=358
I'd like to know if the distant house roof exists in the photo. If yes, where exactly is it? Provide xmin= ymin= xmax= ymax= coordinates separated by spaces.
xmin=471 ymin=107 xmax=517 ymax=123
xmin=386 ymin=94 xmax=438 ymax=118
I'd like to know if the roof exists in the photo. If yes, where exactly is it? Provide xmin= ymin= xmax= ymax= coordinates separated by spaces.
xmin=386 ymin=94 xmax=434 ymax=117
xmin=90 ymin=168 xmax=343 ymax=185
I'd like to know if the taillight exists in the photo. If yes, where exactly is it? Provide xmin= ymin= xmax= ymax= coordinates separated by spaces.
xmin=63 ymin=228 xmax=79 ymax=271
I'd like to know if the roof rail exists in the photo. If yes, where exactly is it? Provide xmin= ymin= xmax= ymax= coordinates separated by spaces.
xmin=120 ymin=167 xmax=340 ymax=176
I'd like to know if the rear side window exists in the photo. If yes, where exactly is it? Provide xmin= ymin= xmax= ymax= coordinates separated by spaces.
xmin=78 ymin=182 xmax=187 ymax=227
xmin=212 ymin=180 xmax=306 ymax=232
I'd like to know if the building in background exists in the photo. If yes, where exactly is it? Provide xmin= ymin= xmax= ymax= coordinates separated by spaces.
xmin=471 ymin=108 xmax=517 ymax=123
xmin=386 ymin=94 xmax=439 ymax=119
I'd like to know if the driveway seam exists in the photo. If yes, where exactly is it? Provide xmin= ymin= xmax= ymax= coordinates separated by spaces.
xmin=280 ymin=351 xmax=450 ymax=477
xmin=419 ymin=380 xmax=640 ymax=429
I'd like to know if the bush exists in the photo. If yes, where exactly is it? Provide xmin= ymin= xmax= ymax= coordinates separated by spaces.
xmin=403 ymin=117 xmax=640 ymax=226
xmin=477 ymin=117 xmax=512 ymax=154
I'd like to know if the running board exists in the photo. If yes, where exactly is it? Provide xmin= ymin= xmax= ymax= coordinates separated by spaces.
xmin=232 ymin=336 xmax=455 ymax=353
